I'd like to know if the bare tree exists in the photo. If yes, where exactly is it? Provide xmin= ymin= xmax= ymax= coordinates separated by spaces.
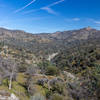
xmin=9 ymin=60 xmax=16 ymax=90
xmin=0 ymin=56 xmax=17 ymax=89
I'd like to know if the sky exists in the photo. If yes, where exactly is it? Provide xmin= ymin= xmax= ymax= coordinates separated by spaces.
xmin=0 ymin=0 xmax=100 ymax=33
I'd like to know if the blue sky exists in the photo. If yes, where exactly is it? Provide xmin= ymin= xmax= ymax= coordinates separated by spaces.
xmin=0 ymin=0 xmax=100 ymax=33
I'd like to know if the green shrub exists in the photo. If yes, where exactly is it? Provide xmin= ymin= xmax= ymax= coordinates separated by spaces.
xmin=52 ymin=93 xmax=64 ymax=100
xmin=45 ymin=66 xmax=59 ymax=76
xmin=2 ymin=79 xmax=9 ymax=87
xmin=52 ymin=81 xmax=65 ymax=94
xmin=30 ymin=93 xmax=46 ymax=100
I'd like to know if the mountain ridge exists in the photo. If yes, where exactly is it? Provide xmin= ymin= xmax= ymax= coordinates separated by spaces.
xmin=0 ymin=26 xmax=98 ymax=34
xmin=0 ymin=26 xmax=100 ymax=57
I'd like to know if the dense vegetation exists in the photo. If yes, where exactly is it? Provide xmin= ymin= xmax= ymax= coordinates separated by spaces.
xmin=0 ymin=27 xmax=99 ymax=100
xmin=52 ymin=44 xmax=100 ymax=100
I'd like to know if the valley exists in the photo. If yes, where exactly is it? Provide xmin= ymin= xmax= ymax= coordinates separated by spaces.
xmin=0 ymin=27 xmax=99 ymax=100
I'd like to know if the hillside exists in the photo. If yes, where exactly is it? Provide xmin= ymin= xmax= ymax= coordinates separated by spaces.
xmin=0 ymin=27 xmax=99 ymax=100
xmin=0 ymin=27 xmax=100 ymax=57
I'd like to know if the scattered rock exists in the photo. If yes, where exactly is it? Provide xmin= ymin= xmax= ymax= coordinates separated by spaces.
xmin=62 ymin=71 xmax=78 ymax=82
xmin=0 ymin=91 xmax=19 ymax=100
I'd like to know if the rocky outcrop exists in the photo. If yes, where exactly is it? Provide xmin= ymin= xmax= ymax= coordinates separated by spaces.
xmin=62 ymin=71 xmax=78 ymax=82
xmin=0 ymin=91 xmax=19 ymax=100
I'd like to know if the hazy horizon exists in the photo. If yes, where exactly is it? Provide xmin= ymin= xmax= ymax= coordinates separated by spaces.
xmin=0 ymin=26 xmax=99 ymax=34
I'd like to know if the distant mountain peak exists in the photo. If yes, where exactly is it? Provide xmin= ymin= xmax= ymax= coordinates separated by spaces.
xmin=85 ymin=26 xmax=92 ymax=30
xmin=82 ymin=26 xmax=95 ymax=31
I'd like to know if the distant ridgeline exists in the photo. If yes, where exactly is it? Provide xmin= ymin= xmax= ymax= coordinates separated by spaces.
xmin=0 ymin=27 xmax=100 ymax=57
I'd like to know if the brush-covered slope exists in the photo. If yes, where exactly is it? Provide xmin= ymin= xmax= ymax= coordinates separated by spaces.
xmin=0 ymin=27 xmax=100 ymax=57
xmin=0 ymin=27 xmax=100 ymax=100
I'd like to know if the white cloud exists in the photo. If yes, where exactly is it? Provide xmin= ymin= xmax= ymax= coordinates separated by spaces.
xmin=41 ymin=0 xmax=64 ymax=15
xmin=94 ymin=21 xmax=100 ymax=24
xmin=46 ymin=0 xmax=65 ymax=8
xmin=23 ymin=0 xmax=65 ymax=15
xmin=41 ymin=7 xmax=57 ymax=15
xmin=72 ymin=18 xmax=80 ymax=21
xmin=64 ymin=18 xmax=80 ymax=22
xmin=14 ymin=0 xmax=36 ymax=13
xmin=86 ymin=18 xmax=100 ymax=24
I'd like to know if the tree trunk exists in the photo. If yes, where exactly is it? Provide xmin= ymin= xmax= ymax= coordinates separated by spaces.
xmin=9 ymin=71 xmax=13 ymax=90
xmin=9 ymin=62 xmax=15 ymax=90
